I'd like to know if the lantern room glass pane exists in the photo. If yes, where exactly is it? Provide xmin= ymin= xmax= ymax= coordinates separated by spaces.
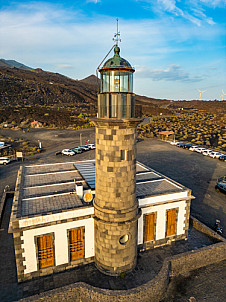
xmin=102 ymin=72 xmax=110 ymax=92
xmin=101 ymin=70 xmax=133 ymax=93
xmin=110 ymin=71 xmax=114 ymax=92
xmin=129 ymin=73 xmax=133 ymax=92
xmin=114 ymin=71 xmax=120 ymax=92
xmin=121 ymin=73 xmax=129 ymax=92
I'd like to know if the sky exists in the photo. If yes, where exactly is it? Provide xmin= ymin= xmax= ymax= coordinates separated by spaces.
xmin=0 ymin=0 xmax=225 ymax=100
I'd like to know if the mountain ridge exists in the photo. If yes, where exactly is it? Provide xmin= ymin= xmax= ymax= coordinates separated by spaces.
xmin=0 ymin=59 xmax=32 ymax=70
xmin=0 ymin=64 xmax=172 ymax=116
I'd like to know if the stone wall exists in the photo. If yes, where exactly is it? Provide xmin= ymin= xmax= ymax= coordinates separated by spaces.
xmin=170 ymin=241 xmax=226 ymax=277
xmin=190 ymin=215 xmax=223 ymax=241
xmin=20 ymin=260 xmax=170 ymax=302
xmin=0 ymin=191 xmax=7 ymax=226
xmin=0 ymin=188 xmax=13 ymax=226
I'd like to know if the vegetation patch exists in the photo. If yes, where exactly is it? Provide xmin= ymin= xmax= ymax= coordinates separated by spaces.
xmin=138 ymin=109 xmax=226 ymax=152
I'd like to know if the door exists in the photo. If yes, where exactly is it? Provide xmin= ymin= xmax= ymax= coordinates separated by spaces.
xmin=166 ymin=209 xmax=177 ymax=237
xmin=37 ymin=234 xmax=54 ymax=269
xmin=144 ymin=213 xmax=156 ymax=242
xmin=69 ymin=228 xmax=84 ymax=261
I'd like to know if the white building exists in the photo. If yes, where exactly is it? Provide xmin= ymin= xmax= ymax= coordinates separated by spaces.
xmin=10 ymin=160 xmax=192 ymax=282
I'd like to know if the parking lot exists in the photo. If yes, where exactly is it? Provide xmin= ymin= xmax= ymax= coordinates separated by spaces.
xmin=0 ymin=128 xmax=225 ymax=301
xmin=137 ymin=139 xmax=226 ymax=234
xmin=0 ymin=127 xmax=225 ymax=234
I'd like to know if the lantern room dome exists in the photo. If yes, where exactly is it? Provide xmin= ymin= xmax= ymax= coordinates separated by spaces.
xmin=101 ymin=46 xmax=134 ymax=71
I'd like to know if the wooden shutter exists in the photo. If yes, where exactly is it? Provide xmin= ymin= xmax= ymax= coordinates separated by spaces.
xmin=166 ymin=209 xmax=177 ymax=237
xmin=37 ymin=234 xmax=54 ymax=269
xmin=144 ymin=213 xmax=155 ymax=242
xmin=69 ymin=228 xmax=84 ymax=261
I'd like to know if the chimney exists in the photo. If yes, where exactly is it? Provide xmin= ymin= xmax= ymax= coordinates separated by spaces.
xmin=76 ymin=182 xmax=83 ymax=199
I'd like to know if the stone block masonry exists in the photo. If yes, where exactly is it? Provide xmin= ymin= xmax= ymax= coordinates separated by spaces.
xmin=93 ymin=118 xmax=141 ymax=276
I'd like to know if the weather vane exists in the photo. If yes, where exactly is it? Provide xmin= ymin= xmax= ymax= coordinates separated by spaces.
xmin=113 ymin=18 xmax=121 ymax=46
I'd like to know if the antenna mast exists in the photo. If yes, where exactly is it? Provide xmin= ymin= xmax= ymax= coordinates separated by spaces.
xmin=113 ymin=18 xmax=121 ymax=46
xmin=96 ymin=18 xmax=121 ymax=91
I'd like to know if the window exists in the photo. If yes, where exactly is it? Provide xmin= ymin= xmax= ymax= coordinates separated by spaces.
xmin=101 ymin=71 xmax=133 ymax=93
xmin=144 ymin=213 xmax=156 ymax=242
xmin=69 ymin=228 xmax=84 ymax=261
xmin=120 ymin=150 xmax=127 ymax=160
xmin=37 ymin=234 xmax=54 ymax=269
xmin=119 ymin=234 xmax=129 ymax=245
xmin=102 ymin=72 xmax=110 ymax=92
xmin=166 ymin=208 xmax=177 ymax=237
xmin=111 ymin=94 xmax=118 ymax=118
xmin=121 ymin=73 xmax=129 ymax=92
xmin=128 ymin=73 xmax=133 ymax=92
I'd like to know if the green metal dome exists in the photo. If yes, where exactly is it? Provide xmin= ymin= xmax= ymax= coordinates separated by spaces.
xmin=101 ymin=46 xmax=134 ymax=70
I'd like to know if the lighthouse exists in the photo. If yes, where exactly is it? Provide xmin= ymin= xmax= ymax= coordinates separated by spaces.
xmin=93 ymin=28 xmax=141 ymax=276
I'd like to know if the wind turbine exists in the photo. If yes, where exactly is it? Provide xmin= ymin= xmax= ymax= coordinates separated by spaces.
xmin=220 ymin=89 xmax=225 ymax=101
xmin=198 ymin=89 xmax=207 ymax=100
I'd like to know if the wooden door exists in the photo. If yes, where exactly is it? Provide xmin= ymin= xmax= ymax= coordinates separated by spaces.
xmin=37 ymin=234 xmax=54 ymax=269
xmin=166 ymin=209 xmax=177 ymax=237
xmin=69 ymin=228 xmax=84 ymax=261
xmin=144 ymin=213 xmax=155 ymax=242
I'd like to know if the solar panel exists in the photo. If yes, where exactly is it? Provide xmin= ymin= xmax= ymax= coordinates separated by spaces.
xmin=74 ymin=163 xmax=96 ymax=189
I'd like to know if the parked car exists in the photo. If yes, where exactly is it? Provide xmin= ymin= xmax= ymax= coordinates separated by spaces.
xmin=189 ymin=146 xmax=198 ymax=151
xmin=183 ymin=143 xmax=193 ymax=149
xmin=61 ymin=149 xmax=75 ymax=156
xmin=176 ymin=142 xmax=186 ymax=148
xmin=170 ymin=141 xmax=179 ymax=145
xmin=215 ymin=176 xmax=226 ymax=194
xmin=79 ymin=145 xmax=90 ymax=151
xmin=87 ymin=144 xmax=96 ymax=149
xmin=196 ymin=147 xmax=207 ymax=153
xmin=209 ymin=151 xmax=223 ymax=159
xmin=202 ymin=149 xmax=213 ymax=156
xmin=219 ymin=154 xmax=226 ymax=161
xmin=0 ymin=157 xmax=11 ymax=165
xmin=72 ymin=148 xmax=83 ymax=154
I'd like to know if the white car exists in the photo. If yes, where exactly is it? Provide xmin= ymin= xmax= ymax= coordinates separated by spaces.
xmin=170 ymin=141 xmax=179 ymax=145
xmin=189 ymin=146 xmax=198 ymax=151
xmin=0 ymin=157 xmax=11 ymax=165
xmin=61 ymin=149 xmax=75 ymax=156
xmin=88 ymin=144 xmax=95 ymax=149
xmin=79 ymin=145 xmax=90 ymax=151
xmin=202 ymin=149 xmax=212 ymax=156
xmin=196 ymin=147 xmax=207 ymax=153
xmin=209 ymin=151 xmax=223 ymax=159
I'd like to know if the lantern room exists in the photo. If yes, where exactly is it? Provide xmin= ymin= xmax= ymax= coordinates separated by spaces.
xmin=98 ymin=46 xmax=135 ymax=119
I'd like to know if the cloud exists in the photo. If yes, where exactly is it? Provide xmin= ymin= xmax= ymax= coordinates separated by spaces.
xmin=136 ymin=64 xmax=203 ymax=82
xmin=200 ymin=0 xmax=226 ymax=8
xmin=0 ymin=1 xmax=224 ymax=100
xmin=139 ymin=0 xmax=222 ymax=26
xmin=157 ymin=0 xmax=183 ymax=15
xmin=57 ymin=64 xmax=73 ymax=69
xmin=86 ymin=0 xmax=101 ymax=3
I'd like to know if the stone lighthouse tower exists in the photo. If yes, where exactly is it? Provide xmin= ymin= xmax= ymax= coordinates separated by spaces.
xmin=93 ymin=32 xmax=141 ymax=276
